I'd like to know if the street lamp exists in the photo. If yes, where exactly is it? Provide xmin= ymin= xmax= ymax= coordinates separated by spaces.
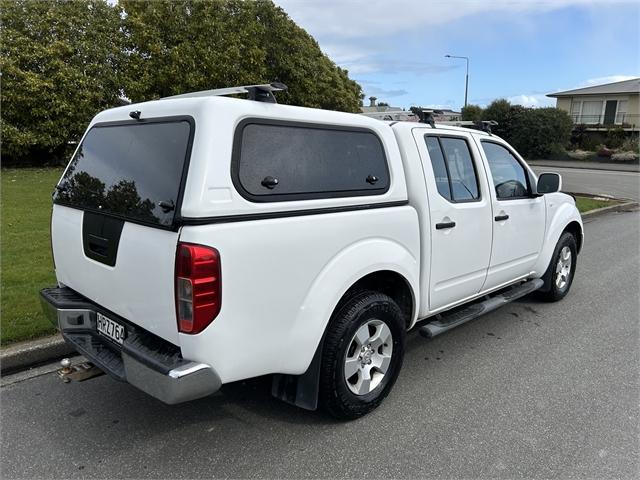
xmin=445 ymin=54 xmax=469 ymax=109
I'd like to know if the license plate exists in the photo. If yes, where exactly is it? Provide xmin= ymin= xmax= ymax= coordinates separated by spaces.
xmin=96 ymin=312 xmax=126 ymax=345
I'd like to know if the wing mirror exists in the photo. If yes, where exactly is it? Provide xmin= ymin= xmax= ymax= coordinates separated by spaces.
xmin=536 ymin=172 xmax=562 ymax=194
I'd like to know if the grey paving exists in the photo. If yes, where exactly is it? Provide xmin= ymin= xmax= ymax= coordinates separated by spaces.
xmin=1 ymin=209 xmax=639 ymax=479
xmin=531 ymin=165 xmax=640 ymax=200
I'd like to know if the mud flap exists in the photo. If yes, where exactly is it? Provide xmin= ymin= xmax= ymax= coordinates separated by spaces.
xmin=271 ymin=339 xmax=323 ymax=411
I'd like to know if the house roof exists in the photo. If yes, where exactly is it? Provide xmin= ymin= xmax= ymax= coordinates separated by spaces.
xmin=547 ymin=78 xmax=640 ymax=97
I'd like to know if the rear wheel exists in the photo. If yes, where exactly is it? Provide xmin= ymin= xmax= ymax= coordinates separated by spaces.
xmin=319 ymin=291 xmax=405 ymax=420
xmin=538 ymin=232 xmax=577 ymax=302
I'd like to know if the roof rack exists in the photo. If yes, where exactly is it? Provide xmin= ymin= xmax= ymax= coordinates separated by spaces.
xmin=162 ymin=82 xmax=288 ymax=103
xmin=476 ymin=120 xmax=498 ymax=135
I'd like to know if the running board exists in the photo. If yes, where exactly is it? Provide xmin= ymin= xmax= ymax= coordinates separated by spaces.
xmin=419 ymin=279 xmax=544 ymax=338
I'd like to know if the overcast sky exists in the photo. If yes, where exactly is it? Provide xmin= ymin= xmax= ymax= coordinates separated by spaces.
xmin=275 ymin=0 xmax=639 ymax=110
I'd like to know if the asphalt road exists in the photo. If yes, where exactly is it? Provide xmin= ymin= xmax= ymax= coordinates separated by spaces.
xmin=531 ymin=166 xmax=640 ymax=201
xmin=2 ymin=209 xmax=639 ymax=479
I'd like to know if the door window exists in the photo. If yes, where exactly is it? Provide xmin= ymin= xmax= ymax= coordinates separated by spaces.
xmin=481 ymin=141 xmax=530 ymax=200
xmin=424 ymin=136 xmax=480 ymax=202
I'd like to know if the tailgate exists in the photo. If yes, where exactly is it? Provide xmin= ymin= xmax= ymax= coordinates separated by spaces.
xmin=51 ymin=117 xmax=194 ymax=345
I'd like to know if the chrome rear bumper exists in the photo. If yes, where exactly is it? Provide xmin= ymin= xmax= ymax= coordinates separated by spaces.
xmin=40 ymin=287 xmax=221 ymax=404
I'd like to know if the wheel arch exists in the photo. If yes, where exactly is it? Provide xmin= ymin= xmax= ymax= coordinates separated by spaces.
xmin=272 ymin=239 xmax=419 ymax=410
xmin=532 ymin=201 xmax=583 ymax=277
xmin=563 ymin=220 xmax=583 ymax=253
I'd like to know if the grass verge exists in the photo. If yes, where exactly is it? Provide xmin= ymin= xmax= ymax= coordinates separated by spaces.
xmin=574 ymin=196 xmax=621 ymax=214
xmin=1 ymin=168 xmax=63 ymax=344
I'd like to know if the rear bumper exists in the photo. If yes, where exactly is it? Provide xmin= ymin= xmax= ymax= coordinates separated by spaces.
xmin=40 ymin=287 xmax=221 ymax=404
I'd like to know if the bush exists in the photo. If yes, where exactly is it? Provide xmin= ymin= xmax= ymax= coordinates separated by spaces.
xmin=605 ymin=127 xmax=626 ymax=149
xmin=1 ymin=0 xmax=124 ymax=165
xmin=620 ymin=136 xmax=639 ymax=153
xmin=506 ymin=106 xmax=573 ymax=159
xmin=611 ymin=151 xmax=639 ymax=162
xmin=597 ymin=146 xmax=613 ymax=157
xmin=461 ymin=104 xmax=483 ymax=122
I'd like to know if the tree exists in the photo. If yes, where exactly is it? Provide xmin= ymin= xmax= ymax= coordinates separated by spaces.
xmin=507 ymin=107 xmax=573 ymax=159
xmin=0 ymin=0 xmax=124 ymax=164
xmin=480 ymin=99 xmax=572 ymax=158
xmin=461 ymin=104 xmax=483 ymax=122
xmin=120 ymin=0 xmax=362 ymax=112
xmin=482 ymin=98 xmax=512 ymax=138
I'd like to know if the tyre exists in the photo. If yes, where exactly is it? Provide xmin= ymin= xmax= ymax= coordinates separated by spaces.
xmin=537 ymin=232 xmax=578 ymax=302
xmin=319 ymin=291 xmax=406 ymax=420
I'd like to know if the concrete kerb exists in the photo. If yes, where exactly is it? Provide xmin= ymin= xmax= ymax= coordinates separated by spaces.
xmin=0 ymin=334 xmax=73 ymax=375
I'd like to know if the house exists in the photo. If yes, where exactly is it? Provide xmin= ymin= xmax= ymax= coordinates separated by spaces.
xmin=426 ymin=109 xmax=461 ymax=122
xmin=547 ymin=78 xmax=639 ymax=131
xmin=360 ymin=97 xmax=418 ymax=122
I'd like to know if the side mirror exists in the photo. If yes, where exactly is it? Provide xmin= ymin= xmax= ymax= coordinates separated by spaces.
xmin=536 ymin=172 xmax=562 ymax=194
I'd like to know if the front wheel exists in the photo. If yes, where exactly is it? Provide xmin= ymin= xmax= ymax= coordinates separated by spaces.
xmin=537 ymin=232 xmax=577 ymax=302
xmin=319 ymin=291 xmax=406 ymax=420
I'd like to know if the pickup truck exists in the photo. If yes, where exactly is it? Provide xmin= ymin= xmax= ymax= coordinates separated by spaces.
xmin=41 ymin=84 xmax=583 ymax=419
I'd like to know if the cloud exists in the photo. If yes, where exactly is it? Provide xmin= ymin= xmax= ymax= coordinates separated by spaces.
xmin=507 ymin=94 xmax=556 ymax=107
xmin=276 ymin=0 xmax=609 ymax=39
xmin=359 ymin=83 xmax=409 ymax=99
xmin=347 ymin=60 xmax=457 ymax=76
xmin=583 ymin=75 xmax=638 ymax=86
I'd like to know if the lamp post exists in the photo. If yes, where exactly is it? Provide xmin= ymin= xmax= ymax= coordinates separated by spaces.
xmin=445 ymin=54 xmax=469 ymax=109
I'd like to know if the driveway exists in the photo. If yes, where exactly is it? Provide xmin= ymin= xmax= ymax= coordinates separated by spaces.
xmin=1 ymin=209 xmax=639 ymax=479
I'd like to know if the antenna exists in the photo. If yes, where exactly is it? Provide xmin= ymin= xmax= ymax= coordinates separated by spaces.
xmin=162 ymin=82 xmax=288 ymax=103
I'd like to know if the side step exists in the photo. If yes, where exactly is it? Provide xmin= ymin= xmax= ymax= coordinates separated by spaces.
xmin=419 ymin=278 xmax=544 ymax=338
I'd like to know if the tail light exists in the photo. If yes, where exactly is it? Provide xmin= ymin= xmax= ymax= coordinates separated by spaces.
xmin=175 ymin=243 xmax=221 ymax=334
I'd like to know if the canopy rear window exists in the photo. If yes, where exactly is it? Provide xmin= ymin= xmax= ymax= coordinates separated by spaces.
xmin=54 ymin=119 xmax=192 ymax=227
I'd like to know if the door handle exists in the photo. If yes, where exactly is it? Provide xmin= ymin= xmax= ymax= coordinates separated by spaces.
xmin=435 ymin=221 xmax=456 ymax=230
xmin=495 ymin=214 xmax=509 ymax=221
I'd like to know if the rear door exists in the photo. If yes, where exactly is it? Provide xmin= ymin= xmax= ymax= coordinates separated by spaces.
xmin=51 ymin=117 xmax=194 ymax=344
xmin=414 ymin=131 xmax=493 ymax=311
xmin=477 ymin=139 xmax=545 ymax=290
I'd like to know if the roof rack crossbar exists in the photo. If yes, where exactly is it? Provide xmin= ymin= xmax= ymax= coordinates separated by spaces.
xmin=161 ymin=82 xmax=288 ymax=103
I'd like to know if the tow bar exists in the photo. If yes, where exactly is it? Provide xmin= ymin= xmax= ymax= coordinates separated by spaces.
xmin=57 ymin=358 xmax=105 ymax=383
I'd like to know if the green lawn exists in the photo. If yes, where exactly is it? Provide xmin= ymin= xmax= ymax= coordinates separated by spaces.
xmin=575 ymin=196 xmax=620 ymax=214
xmin=1 ymin=168 xmax=63 ymax=344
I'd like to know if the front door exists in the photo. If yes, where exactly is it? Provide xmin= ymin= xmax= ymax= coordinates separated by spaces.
xmin=604 ymin=100 xmax=617 ymax=125
xmin=415 ymin=131 xmax=493 ymax=311
xmin=477 ymin=140 xmax=546 ymax=290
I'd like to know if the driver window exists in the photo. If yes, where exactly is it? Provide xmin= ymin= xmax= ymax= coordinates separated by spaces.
xmin=481 ymin=142 xmax=530 ymax=199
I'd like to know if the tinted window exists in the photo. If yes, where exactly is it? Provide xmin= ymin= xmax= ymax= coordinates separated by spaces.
xmin=424 ymin=136 xmax=480 ymax=202
xmin=235 ymin=122 xmax=389 ymax=200
xmin=54 ymin=121 xmax=191 ymax=227
xmin=440 ymin=138 xmax=479 ymax=201
xmin=425 ymin=137 xmax=452 ymax=200
xmin=481 ymin=142 xmax=530 ymax=199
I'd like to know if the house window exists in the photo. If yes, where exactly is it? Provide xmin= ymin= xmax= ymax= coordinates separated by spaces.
xmin=581 ymin=101 xmax=603 ymax=124
xmin=616 ymin=100 xmax=628 ymax=124
xmin=570 ymin=100 xmax=581 ymax=122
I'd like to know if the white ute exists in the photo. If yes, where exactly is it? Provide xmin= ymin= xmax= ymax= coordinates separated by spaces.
xmin=41 ymin=83 xmax=583 ymax=419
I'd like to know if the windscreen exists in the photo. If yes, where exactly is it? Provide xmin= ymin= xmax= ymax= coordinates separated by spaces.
xmin=54 ymin=120 xmax=192 ymax=227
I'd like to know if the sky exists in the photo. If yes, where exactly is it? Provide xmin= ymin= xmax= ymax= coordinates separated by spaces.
xmin=275 ymin=0 xmax=640 ymax=111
